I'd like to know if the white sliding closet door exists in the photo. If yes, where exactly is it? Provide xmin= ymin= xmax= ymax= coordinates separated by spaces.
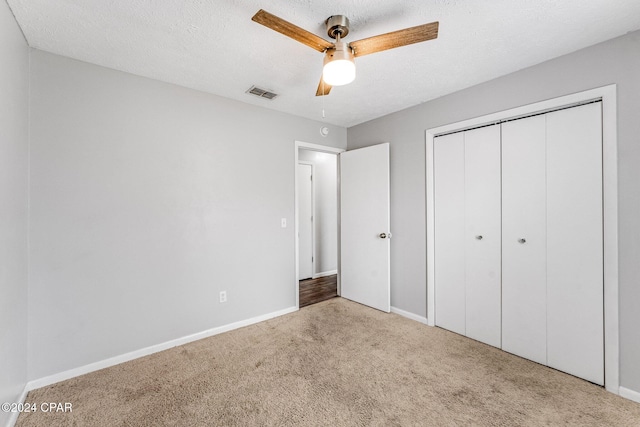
xmin=501 ymin=115 xmax=547 ymax=365
xmin=434 ymin=126 xmax=501 ymax=345
xmin=546 ymin=103 xmax=604 ymax=385
xmin=431 ymin=99 xmax=606 ymax=386
xmin=464 ymin=125 xmax=502 ymax=347
xmin=434 ymin=132 xmax=466 ymax=335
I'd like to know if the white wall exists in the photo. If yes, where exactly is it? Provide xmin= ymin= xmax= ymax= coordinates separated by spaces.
xmin=347 ymin=30 xmax=640 ymax=394
xmin=27 ymin=50 xmax=346 ymax=381
xmin=0 ymin=0 xmax=29 ymax=424
xmin=298 ymin=150 xmax=338 ymax=276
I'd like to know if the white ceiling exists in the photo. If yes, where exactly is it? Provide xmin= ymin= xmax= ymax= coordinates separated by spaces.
xmin=7 ymin=0 xmax=640 ymax=127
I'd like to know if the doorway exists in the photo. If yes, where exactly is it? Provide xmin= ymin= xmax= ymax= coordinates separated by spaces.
xmin=294 ymin=140 xmax=392 ymax=312
xmin=295 ymin=142 xmax=344 ymax=308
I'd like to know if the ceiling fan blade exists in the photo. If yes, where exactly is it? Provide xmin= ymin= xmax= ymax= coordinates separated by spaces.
xmin=316 ymin=76 xmax=332 ymax=96
xmin=252 ymin=9 xmax=334 ymax=53
xmin=349 ymin=21 xmax=439 ymax=57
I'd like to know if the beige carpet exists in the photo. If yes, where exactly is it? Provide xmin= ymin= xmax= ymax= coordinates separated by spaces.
xmin=17 ymin=298 xmax=640 ymax=426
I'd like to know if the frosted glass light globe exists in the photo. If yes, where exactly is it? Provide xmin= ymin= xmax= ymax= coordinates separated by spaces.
xmin=323 ymin=59 xmax=356 ymax=86
xmin=322 ymin=42 xmax=356 ymax=86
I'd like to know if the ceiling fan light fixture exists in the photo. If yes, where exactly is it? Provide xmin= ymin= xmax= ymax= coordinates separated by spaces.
xmin=322 ymin=42 xmax=356 ymax=86
xmin=251 ymin=10 xmax=439 ymax=96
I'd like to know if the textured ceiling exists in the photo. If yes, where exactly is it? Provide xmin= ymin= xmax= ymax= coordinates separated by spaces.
xmin=7 ymin=0 xmax=640 ymax=127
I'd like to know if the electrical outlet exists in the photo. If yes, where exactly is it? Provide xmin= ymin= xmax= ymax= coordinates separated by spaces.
xmin=219 ymin=291 xmax=227 ymax=303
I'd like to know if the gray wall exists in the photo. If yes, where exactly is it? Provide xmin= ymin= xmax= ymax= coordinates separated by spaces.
xmin=0 ymin=0 xmax=29 ymax=423
xmin=28 ymin=50 xmax=346 ymax=380
xmin=348 ymin=30 xmax=640 ymax=392
xmin=298 ymin=150 xmax=338 ymax=276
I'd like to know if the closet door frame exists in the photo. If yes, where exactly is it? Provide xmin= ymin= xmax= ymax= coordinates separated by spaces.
xmin=426 ymin=84 xmax=619 ymax=394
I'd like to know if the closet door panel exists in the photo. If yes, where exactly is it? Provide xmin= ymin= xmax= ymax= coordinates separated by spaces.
xmin=434 ymin=133 xmax=466 ymax=335
xmin=546 ymin=103 xmax=604 ymax=385
xmin=464 ymin=125 xmax=502 ymax=347
xmin=501 ymin=116 xmax=547 ymax=365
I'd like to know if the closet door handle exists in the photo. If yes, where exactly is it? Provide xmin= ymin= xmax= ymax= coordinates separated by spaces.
xmin=518 ymin=238 xmax=526 ymax=244
xmin=475 ymin=235 xmax=483 ymax=240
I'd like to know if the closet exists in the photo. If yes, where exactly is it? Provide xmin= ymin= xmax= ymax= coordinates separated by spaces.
xmin=433 ymin=102 xmax=604 ymax=385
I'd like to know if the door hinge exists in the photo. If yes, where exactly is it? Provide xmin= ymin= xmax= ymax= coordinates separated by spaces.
xmin=310 ymin=174 xmax=313 ymax=181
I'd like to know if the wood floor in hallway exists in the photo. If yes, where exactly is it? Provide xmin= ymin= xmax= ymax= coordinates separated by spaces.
xmin=299 ymin=274 xmax=338 ymax=308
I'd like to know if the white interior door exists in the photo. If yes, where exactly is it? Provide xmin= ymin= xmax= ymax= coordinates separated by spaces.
xmin=297 ymin=163 xmax=313 ymax=280
xmin=546 ymin=102 xmax=604 ymax=385
xmin=340 ymin=143 xmax=390 ymax=312
xmin=501 ymin=115 xmax=548 ymax=365
xmin=464 ymin=125 xmax=502 ymax=348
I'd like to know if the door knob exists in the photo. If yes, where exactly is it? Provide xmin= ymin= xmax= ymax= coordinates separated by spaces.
xmin=518 ymin=238 xmax=526 ymax=244
xmin=476 ymin=235 xmax=483 ymax=240
xmin=379 ymin=232 xmax=392 ymax=239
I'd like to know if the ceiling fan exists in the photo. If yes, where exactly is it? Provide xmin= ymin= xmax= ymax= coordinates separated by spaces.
xmin=251 ymin=9 xmax=439 ymax=96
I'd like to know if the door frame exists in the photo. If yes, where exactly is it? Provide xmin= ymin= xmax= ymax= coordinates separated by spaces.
xmin=294 ymin=141 xmax=345 ymax=309
xmin=426 ymin=84 xmax=619 ymax=394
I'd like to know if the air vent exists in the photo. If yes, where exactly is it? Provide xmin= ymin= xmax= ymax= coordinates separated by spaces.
xmin=246 ymin=86 xmax=278 ymax=100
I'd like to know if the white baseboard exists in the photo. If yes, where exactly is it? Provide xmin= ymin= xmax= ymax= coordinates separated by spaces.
xmin=5 ymin=385 xmax=29 ymax=427
xmin=312 ymin=270 xmax=337 ymax=279
xmin=26 ymin=306 xmax=298 ymax=392
xmin=390 ymin=306 xmax=428 ymax=325
xmin=619 ymin=386 xmax=640 ymax=403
